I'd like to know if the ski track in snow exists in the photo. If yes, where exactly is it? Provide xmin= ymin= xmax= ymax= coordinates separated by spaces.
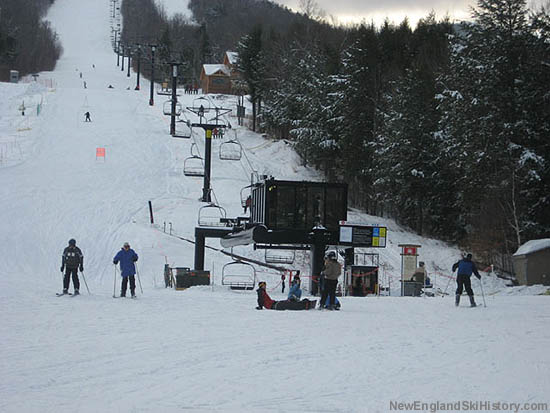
xmin=0 ymin=0 xmax=549 ymax=412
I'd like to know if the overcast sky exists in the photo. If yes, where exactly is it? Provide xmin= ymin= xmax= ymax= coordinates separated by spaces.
xmin=275 ymin=0 xmax=476 ymax=26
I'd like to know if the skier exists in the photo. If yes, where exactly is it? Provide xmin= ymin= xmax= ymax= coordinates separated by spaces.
xmin=281 ymin=273 xmax=286 ymax=293
xmin=113 ymin=242 xmax=139 ymax=297
xmin=60 ymin=239 xmax=83 ymax=295
xmin=452 ymin=253 xmax=481 ymax=307
xmin=84 ymin=111 xmax=91 ymax=122
xmin=319 ymin=251 xmax=342 ymax=310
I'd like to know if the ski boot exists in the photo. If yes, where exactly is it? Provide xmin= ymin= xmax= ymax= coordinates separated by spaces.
xmin=120 ymin=291 xmax=126 ymax=297
xmin=455 ymin=294 xmax=460 ymax=307
xmin=63 ymin=289 xmax=69 ymax=295
xmin=73 ymin=289 xmax=80 ymax=296
xmin=469 ymin=295 xmax=477 ymax=307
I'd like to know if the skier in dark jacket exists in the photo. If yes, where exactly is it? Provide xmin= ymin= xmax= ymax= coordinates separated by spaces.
xmin=452 ymin=253 xmax=481 ymax=307
xmin=113 ymin=242 xmax=138 ymax=297
xmin=60 ymin=239 xmax=83 ymax=295
xmin=319 ymin=251 xmax=342 ymax=310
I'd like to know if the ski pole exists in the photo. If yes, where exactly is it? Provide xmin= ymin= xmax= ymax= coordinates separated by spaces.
xmin=80 ymin=270 xmax=91 ymax=294
xmin=444 ymin=272 xmax=454 ymax=295
xmin=479 ymin=276 xmax=487 ymax=307
xmin=136 ymin=264 xmax=144 ymax=294
xmin=113 ymin=265 xmax=117 ymax=298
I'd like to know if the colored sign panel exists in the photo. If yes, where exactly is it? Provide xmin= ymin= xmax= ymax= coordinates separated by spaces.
xmin=339 ymin=224 xmax=387 ymax=248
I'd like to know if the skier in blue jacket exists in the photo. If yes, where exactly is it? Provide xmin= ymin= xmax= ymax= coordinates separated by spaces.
xmin=113 ymin=242 xmax=139 ymax=297
xmin=452 ymin=253 xmax=481 ymax=307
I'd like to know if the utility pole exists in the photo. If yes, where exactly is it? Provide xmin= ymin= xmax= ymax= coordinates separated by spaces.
xmin=148 ymin=44 xmax=156 ymax=106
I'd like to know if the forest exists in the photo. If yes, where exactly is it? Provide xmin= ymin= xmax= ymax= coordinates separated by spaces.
xmin=0 ymin=0 xmax=62 ymax=80
xmin=8 ymin=0 xmax=547 ymax=273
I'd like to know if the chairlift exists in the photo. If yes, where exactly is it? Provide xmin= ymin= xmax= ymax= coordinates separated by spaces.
xmin=265 ymin=248 xmax=296 ymax=265
xmin=221 ymin=260 xmax=256 ymax=290
xmin=219 ymin=139 xmax=242 ymax=161
xmin=198 ymin=203 xmax=227 ymax=227
xmin=183 ymin=155 xmax=204 ymax=177
xmin=240 ymin=185 xmax=253 ymax=208
xmin=172 ymin=121 xmax=192 ymax=139
xmin=156 ymin=84 xmax=171 ymax=96
xmin=163 ymin=100 xmax=182 ymax=116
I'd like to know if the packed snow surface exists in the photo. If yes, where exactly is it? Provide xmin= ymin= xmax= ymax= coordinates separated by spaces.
xmin=0 ymin=0 xmax=549 ymax=412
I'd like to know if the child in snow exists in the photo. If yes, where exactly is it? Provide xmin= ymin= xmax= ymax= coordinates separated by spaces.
xmin=287 ymin=275 xmax=302 ymax=301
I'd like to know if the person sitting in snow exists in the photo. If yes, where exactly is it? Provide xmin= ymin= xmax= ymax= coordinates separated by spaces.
xmin=287 ymin=274 xmax=302 ymax=301
xmin=256 ymin=281 xmax=315 ymax=311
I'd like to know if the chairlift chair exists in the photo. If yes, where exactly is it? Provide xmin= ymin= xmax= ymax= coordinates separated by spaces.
xmin=221 ymin=260 xmax=256 ymax=290
xmin=157 ymin=85 xmax=171 ymax=96
xmin=240 ymin=185 xmax=253 ymax=208
xmin=163 ymin=100 xmax=182 ymax=116
xmin=219 ymin=139 xmax=242 ymax=161
xmin=198 ymin=203 xmax=227 ymax=227
xmin=172 ymin=121 xmax=192 ymax=139
xmin=183 ymin=155 xmax=204 ymax=177
xmin=265 ymin=248 xmax=296 ymax=265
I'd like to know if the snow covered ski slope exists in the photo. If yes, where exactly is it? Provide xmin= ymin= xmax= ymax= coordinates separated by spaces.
xmin=0 ymin=0 xmax=549 ymax=412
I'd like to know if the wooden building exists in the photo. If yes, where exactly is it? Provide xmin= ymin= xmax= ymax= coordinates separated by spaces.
xmin=513 ymin=239 xmax=550 ymax=286
xmin=200 ymin=51 xmax=241 ymax=95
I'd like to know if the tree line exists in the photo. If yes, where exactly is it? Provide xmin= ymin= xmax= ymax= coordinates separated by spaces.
xmin=0 ymin=0 xmax=62 ymax=81
xmin=119 ymin=0 xmax=550 ymax=270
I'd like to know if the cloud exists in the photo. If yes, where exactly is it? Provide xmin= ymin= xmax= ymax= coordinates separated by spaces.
xmin=276 ymin=0 xmax=476 ymax=26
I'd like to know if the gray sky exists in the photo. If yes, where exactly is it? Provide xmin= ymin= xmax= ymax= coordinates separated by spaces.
xmin=275 ymin=0 xmax=477 ymax=26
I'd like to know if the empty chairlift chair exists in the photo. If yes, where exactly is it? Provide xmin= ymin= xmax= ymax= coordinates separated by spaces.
xmin=183 ymin=155 xmax=204 ymax=176
xmin=173 ymin=118 xmax=192 ymax=139
xmin=264 ymin=248 xmax=296 ymax=265
xmin=219 ymin=139 xmax=242 ymax=161
xmin=163 ymin=100 xmax=182 ymax=116
xmin=221 ymin=260 xmax=256 ymax=290
xmin=198 ymin=203 xmax=227 ymax=227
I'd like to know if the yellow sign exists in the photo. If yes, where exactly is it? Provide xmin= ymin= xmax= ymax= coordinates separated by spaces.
xmin=206 ymin=129 xmax=212 ymax=139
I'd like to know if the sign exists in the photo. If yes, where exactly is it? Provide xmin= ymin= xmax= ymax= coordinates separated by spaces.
xmin=339 ymin=223 xmax=387 ymax=248
xmin=96 ymin=147 xmax=106 ymax=160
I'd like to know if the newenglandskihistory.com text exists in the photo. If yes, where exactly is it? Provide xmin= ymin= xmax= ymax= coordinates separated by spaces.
xmin=389 ymin=400 xmax=548 ymax=413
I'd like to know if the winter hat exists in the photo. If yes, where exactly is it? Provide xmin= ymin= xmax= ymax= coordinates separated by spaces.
xmin=326 ymin=251 xmax=336 ymax=259
xmin=123 ymin=242 xmax=130 ymax=248
xmin=258 ymin=281 xmax=266 ymax=289
xmin=68 ymin=239 xmax=76 ymax=246
xmin=466 ymin=253 xmax=472 ymax=259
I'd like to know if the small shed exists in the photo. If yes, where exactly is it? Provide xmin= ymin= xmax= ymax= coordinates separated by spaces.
xmin=513 ymin=239 xmax=550 ymax=286
xmin=200 ymin=64 xmax=231 ymax=94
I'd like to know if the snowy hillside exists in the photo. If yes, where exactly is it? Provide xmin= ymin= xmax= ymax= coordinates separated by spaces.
xmin=0 ymin=0 xmax=549 ymax=412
